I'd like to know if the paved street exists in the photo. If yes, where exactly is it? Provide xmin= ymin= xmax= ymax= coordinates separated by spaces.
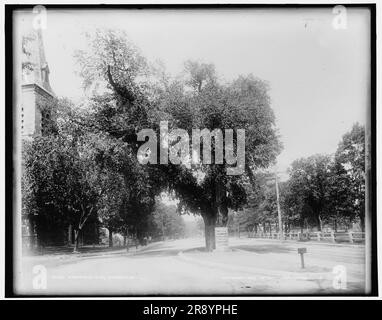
xmin=17 ymin=237 xmax=366 ymax=295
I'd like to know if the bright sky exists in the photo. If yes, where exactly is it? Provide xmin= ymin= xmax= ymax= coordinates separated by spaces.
xmin=16 ymin=8 xmax=370 ymax=173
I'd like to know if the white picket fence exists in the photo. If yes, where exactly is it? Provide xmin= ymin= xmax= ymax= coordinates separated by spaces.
xmin=248 ymin=231 xmax=365 ymax=244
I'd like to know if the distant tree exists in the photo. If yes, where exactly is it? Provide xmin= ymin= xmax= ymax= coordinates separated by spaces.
xmin=183 ymin=60 xmax=217 ymax=92
xmin=326 ymin=160 xmax=355 ymax=231
xmin=286 ymin=154 xmax=332 ymax=231
xmin=234 ymin=124 xmax=366 ymax=234
xmin=151 ymin=202 xmax=186 ymax=240
xmin=333 ymin=123 xmax=365 ymax=230
xmin=281 ymin=180 xmax=306 ymax=232
xmin=230 ymin=171 xmax=288 ymax=235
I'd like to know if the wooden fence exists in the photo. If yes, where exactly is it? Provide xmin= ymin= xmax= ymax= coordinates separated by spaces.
xmin=248 ymin=231 xmax=365 ymax=244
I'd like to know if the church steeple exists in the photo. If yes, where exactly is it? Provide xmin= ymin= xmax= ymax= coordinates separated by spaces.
xmin=22 ymin=28 xmax=54 ymax=95
xmin=35 ymin=29 xmax=53 ymax=94
xmin=21 ymin=28 xmax=56 ymax=138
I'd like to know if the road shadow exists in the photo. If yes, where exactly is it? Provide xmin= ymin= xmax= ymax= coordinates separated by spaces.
xmin=129 ymin=248 xmax=182 ymax=258
xmin=129 ymin=245 xmax=207 ymax=258
xmin=182 ymin=247 xmax=208 ymax=253
xmin=233 ymin=244 xmax=293 ymax=254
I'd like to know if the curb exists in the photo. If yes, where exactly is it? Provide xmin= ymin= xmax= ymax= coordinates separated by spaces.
xmin=22 ymin=243 xmax=156 ymax=268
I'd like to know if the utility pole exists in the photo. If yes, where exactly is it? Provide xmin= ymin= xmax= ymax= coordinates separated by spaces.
xmin=275 ymin=172 xmax=283 ymax=240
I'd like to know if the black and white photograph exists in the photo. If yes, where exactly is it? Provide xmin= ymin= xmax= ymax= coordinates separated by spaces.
xmin=2 ymin=3 xmax=378 ymax=300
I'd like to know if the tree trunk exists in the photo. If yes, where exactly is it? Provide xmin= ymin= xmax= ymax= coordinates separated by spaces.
xmin=334 ymin=217 xmax=338 ymax=232
xmin=73 ymin=229 xmax=80 ymax=253
xmin=108 ymin=229 xmax=113 ymax=247
xmin=317 ymin=214 xmax=323 ymax=231
xmin=203 ymin=214 xmax=216 ymax=252
xmin=68 ymin=224 xmax=73 ymax=245
xmin=360 ymin=214 xmax=365 ymax=232
xmin=215 ymin=180 xmax=228 ymax=227
xmin=135 ymin=227 xmax=139 ymax=249
xmin=123 ymin=231 xmax=127 ymax=247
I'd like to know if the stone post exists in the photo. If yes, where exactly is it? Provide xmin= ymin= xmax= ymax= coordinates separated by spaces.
xmin=331 ymin=231 xmax=336 ymax=243
xmin=348 ymin=231 xmax=353 ymax=243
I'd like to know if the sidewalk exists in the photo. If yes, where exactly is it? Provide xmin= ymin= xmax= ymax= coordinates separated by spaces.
xmin=177 ymin=238 xmax=365 ymax=293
